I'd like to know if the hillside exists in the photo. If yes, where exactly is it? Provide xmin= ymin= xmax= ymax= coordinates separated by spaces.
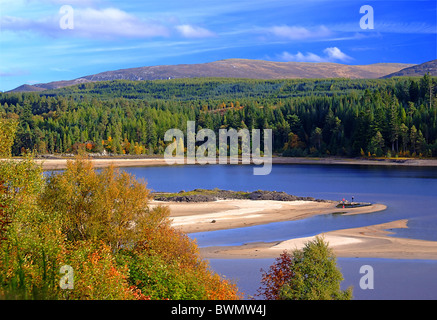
xmin=1 ymin=75 xmax=435 ymax=159
xmin=9 ymin=59 xmax=415 ymax=92
xmin=382 ymin=60 xmax=436 ymax=78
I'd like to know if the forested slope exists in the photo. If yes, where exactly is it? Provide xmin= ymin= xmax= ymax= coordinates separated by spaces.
xmin=1 ymin=75 xmax=436 ymax=158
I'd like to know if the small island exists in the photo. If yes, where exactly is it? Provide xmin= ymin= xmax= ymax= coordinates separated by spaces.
xmin=150 ymin=189 xmax=385 ymax=234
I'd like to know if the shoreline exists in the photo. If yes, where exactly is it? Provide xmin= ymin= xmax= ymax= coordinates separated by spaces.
xmin=200 ymin=219 xmax=437 ymax=260
xmin=16 ymin=156 xmax=437 ymax=170
xmin=153 ymin=199 xmax=386 ymax=234
xmin=13 ymin=156 xmax=437 ymax=260
xmin=154 ymin=199 xmax=437 ymax=260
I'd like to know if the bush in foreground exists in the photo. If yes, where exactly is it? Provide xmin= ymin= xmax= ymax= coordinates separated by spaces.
xmin=0 ymin=156 xmax=241 ymax=300
xmin=257 ymin=236 xmax=353 ymax=300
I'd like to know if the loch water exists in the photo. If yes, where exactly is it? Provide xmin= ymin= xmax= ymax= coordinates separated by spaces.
xmin=120 ymin=163 xmax=437 ymax=299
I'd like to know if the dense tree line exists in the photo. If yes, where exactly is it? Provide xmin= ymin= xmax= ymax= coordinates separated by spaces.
xmin=0 ymin=75 xmax=436 ymax=158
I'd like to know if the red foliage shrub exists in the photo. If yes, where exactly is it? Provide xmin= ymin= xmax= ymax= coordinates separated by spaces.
xmin=256 ymin=250 xmax=293 ymax=300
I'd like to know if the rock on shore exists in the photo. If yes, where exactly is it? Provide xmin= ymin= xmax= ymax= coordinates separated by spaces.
xmin=152 ymin=189 xmax=329 ymax=203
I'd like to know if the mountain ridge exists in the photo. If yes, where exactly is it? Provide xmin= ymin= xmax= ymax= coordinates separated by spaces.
xmin=381 ymin=59 xmax=436 ymax=78
xmin=9 ymin=58 xmax=419 ymax=92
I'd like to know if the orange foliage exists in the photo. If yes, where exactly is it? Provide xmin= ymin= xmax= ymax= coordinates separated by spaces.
xmin=256 ymin=251 xmax=293 ymax=300
xmin=140 ymin=225 xmax=199 ymax=267
xmin=1 ymin=156 xmax=242 ymax=300
xmin=64 ymin=241 xmax=135 ymax=300
xmin=203 ymin=271 xmax=242 ymax=300
xmin=85 ymin=142 xmax=94 ymax=151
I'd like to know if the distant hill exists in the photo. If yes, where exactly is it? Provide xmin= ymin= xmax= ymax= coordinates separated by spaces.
xmin=11 ymin=84 xmax=46 ymax=92
xmin=382 ymin=60 xmax=436 ymax=78
xmin=11 ymin=78 xmax=92 ymax=92
xmin=9 ymin=59 xmax=416 ymax=92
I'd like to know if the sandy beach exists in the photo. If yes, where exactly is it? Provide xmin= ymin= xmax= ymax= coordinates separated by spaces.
xmin=201 ymin=219 xmax=437 ymax=260
xmin=34 ymin=157 xmax=170 ymax=170
xmin=150 ymin=199 xmax=437 ymax=260
xmin=152 ymin=199 xmax=386 ymax=233
xmin=31 ymin=156 xmax=437 ymax=170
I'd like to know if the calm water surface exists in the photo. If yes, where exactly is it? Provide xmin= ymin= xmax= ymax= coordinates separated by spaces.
xmin=120 ymin=164 xmax=437 ymax=299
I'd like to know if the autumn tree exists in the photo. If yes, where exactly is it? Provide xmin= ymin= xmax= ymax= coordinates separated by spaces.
xmin=256 ymin=251 xmax=294 ymax=300
xmin=0 ymin=157 xmax=63 ymax=299
xmin=0 ymin=117 xmax=18 ymax=243
xmin=0 ymin=117 xmax=20 ymax=275
xmin=0 ymin=118 xmax=18 ymax=158
xmin=257 ymin=236 xmax=352 ymax=300
xmin=40 ymin=157 xmax=169 ymax=250
xmin=38 ymin=157 xmax=241 ymax=300
xmin=0 ymin=155 xmax=241 ymax=300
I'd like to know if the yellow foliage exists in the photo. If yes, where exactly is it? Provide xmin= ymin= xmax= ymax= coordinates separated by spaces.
xmin=1 ymin=156 xmax=241 ymax=300
xmin=0 ymin=118 xmax=18 ymax=158
xmin=42 ymin=156 xmax=169 ymax=250
xmin=63 ymin=241 xmax=135 ymax=300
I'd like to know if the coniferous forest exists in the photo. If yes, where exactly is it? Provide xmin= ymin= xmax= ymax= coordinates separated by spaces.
xmin=1 ymin=74 xmax=436 ymax=159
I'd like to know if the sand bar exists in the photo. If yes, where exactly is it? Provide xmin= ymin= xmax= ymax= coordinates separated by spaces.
xmin=151 ymin=199 xmax=437 ymax=260
xmin=151 ymin=199 xmax=387 ymax=234
xmin=200 ymin=219 xmax=437 ymax=260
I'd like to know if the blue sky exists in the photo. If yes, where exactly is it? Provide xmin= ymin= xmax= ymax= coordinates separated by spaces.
xmin=0 ymin=0 xmax=435 ymax=91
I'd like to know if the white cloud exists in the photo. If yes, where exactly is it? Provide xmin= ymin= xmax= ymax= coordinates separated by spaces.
xmin=73 ymin=7 xmax=169 ymax=38
xmin=175 ymin=24 xmax=215 ymax=38
xmin=0 ymin=7 xmax=170 ymax=39
xmin=279 ymin=51 xmax=324 ymax=63
xmin=1 ymin=8 xmax=220 ymax=40
xmin=278 ymin=47 xmax=353 ymax=63
xmin=323 ymin=47 xmax=352 ymax=62
xmin=267 ymin=25 xmax=331 ymax=40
